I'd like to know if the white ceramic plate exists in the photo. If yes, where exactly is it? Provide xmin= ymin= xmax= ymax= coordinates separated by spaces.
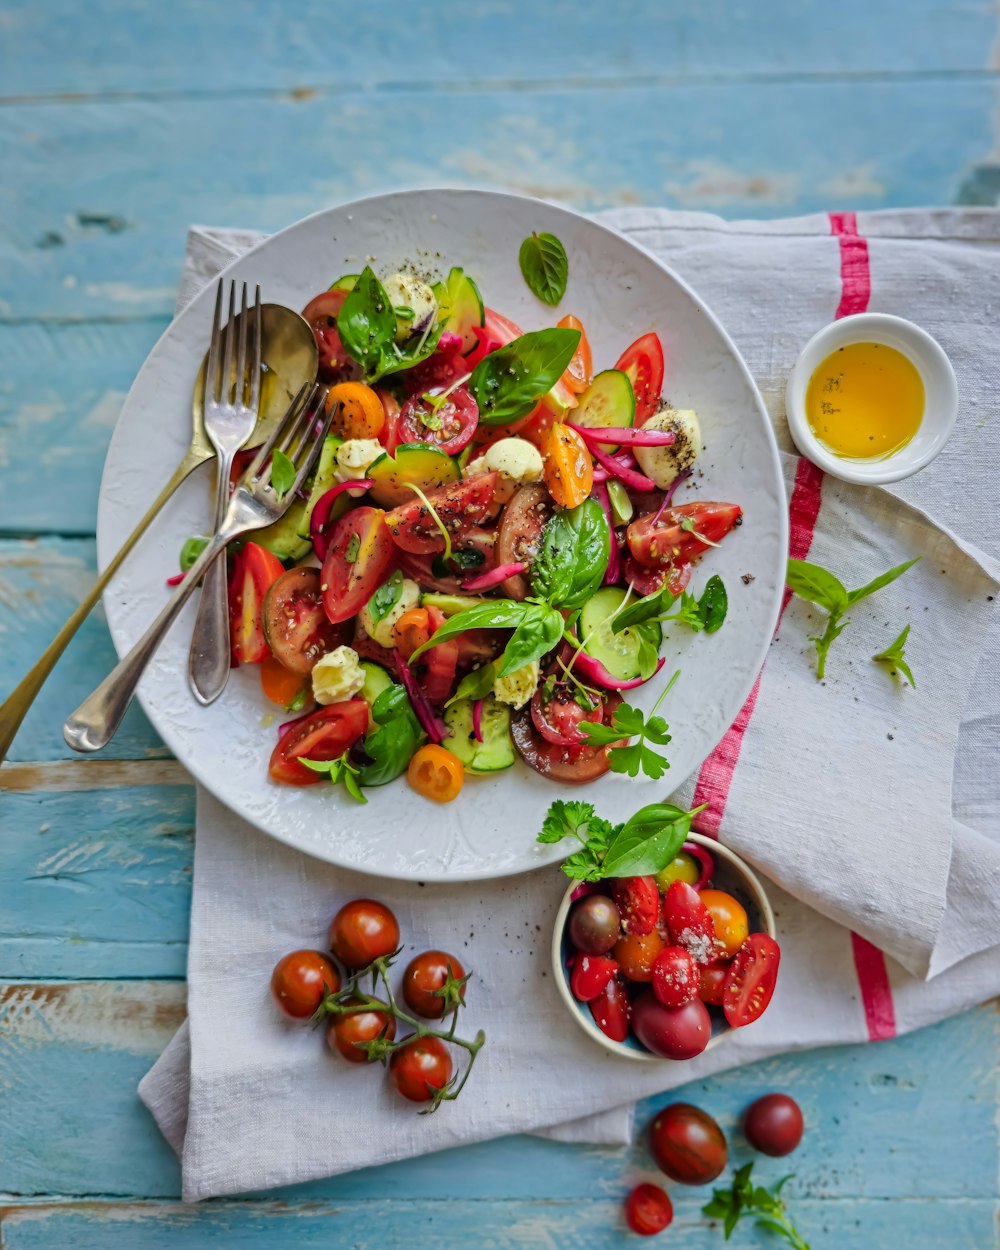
xmin=97 ymin=189 xmax=787 ymax=881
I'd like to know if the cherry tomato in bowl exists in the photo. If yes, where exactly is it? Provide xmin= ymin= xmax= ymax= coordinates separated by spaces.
xmin=723 ymin=933 xmax=781 ymax=1027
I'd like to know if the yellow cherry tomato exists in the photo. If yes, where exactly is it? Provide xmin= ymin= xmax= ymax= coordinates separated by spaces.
xmin=541 ymin=422 xmax=593 ymax=509
xmin=699 ymin=889 xmax=749 ymax=958
xmin=408 ymin=744 xmax=465 ymax=803
xmin=327 ymin=381 xmax=385 ymax=440
xmin=654 ymin=851 xmax=701 ymax=892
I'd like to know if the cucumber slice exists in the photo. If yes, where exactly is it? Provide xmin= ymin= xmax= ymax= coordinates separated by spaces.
xmin=574 ymin=369 xmax=635 ymax=450
xmin=254 ymin=434 xmax=344 ymax=561
xmin=442 ymin=697 xmax=515 ymax=774
xmin=329 ymin=273 xmax=358 ymax=292
xmin=420 ymin=592 xmax=490 ymax=618
xmin=579 ymin=587 xmax=662 ymax=681
xmin=436 ymin=267 xmax=485 ymax=354
xmin=367 ymin=442 xmax=461 ymax=508
xmin=359 ymin=661 xmax=394 ymax=713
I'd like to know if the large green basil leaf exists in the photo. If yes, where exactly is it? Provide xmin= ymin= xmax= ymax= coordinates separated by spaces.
xmin=358 ymin=683 xmax=423 ymax=787
xmin=407 ymin=600 xmax=529 ymax=664
xmin=497 ymin=603 xmax=565 ymax=678
xmin=599 ymin=803 xmax=697 ymax=878
xmin=530 ymin=498 xmax=611 ymax=609
xmin=470 ymin=327 xmax=580 ymax=426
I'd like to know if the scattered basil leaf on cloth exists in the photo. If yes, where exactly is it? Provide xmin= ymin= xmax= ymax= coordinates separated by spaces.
xmin=470 ymin=327 xmax=580 ymax=426
xmin=786 ymin=555 xmax=920 ymax=679
xmin=519 ymin=231 xmax=569 ymax=305
xmin=873 ymin=623 xmax=916 ymax=687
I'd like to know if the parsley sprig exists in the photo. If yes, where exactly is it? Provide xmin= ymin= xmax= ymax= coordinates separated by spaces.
xmin=298 ymin=752 xmax=367 ymax=803
xmin=578 ymin=669 xmax=679 ymax=779
xmin=612 ymin=574 xmax=728 ymax=637
xmin=702 ymin=1164 xmax=810 ymax=1249
xmin=873 ymin=623 xmax=915 ymax=688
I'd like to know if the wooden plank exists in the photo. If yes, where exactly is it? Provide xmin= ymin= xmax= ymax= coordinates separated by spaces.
xmin=0 ymin=0 xmax=997 ymax=98
xmin=0 ymin=784 xmax=192 ymax=979
xmin=0 ymin=976 xmax=996 ymax=1202
xmin=0 ymin=77 xmax=996 ymax=321
xmin=0 ymin=1197 xmax=996 ymax=1249
xmin=0 ymin=539 xmax=164 ymax=762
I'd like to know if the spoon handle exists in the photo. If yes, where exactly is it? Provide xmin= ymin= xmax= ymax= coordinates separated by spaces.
xmin=187 ymin=449 xmax=235 ymax=705
xmin=0 ymin=449 xmax=206 ymax=765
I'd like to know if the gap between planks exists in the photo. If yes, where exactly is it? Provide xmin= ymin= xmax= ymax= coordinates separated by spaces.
xmin=0 ymin=759 xmax=189 ymax=794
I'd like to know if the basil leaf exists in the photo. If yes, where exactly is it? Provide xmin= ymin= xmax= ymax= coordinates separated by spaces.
xmin=531 ymin=498 xmax=611 ymax=609
xmin=180 ymin=536 xmax=209 ymax=572
xmin=359 ymin=683 xmax=423 ymax=786
xmin=699 ymin=574 xmax=728 ymax=633
xmin=518 ymin=232 xmax=568 ymax=306
xmin=336 ymin=266 xmax=397 ymax=381
xmin=448 ymin=658 xmax=501 ymax=705
xmin=635 ymin=627 xmax=661 ymax=681
xmin=408 ymin=600 xmax=528 ymax=663
xmin=470 ymin=328 xmax=580 ymax=427
xmin=599 ymin=803 xmax=696 ymax=878
xmin=270 ymin=448 xmax=296 ymax=499
xmin=786 ymin=558 xmax=849 ymax=613
xmin=846 ymin=556 xmax=921 ymax=605
xmin=369 ymin=570 xmax=404 ymax=626
xmin=497 ymin=604 xmax=564 ymax=678
xmin=612 ymin=585 xmax=671 ymax=634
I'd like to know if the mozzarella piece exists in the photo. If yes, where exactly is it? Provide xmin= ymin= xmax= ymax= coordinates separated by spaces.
xmin=633 ymin=408 xmax=701 ymax=489
xmin=359 ymin=577 xmax=421 ymax=649
xmin=381 ymin=271 xmax=438 ymax=343
xmin=311 ymin=645 xmax=365 ymax=705
xmin=465 ymin=437 xmax=544 ymax=503
xmin=492 ymin=659 xmax=540 ymax=710
xmin=334 ymin=438 xmax=384 ymax=494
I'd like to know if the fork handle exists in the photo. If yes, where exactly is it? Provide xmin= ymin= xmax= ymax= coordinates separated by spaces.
xmin=63 ymin=530 xmax=232 ymax=754
xmin=187 ymin=450 xmax=236 ymax=705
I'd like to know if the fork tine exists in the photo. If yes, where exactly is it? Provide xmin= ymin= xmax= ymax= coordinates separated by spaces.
xmin=286 ymin=393 xmax=335 ymax=498
xmin=242 ymin=383 xmax=313 ymax=480
xmin=203 ymin=279 xmax=224 ymax=406
xmin=235 ymin=283 xmax=249 ymax=406
xmin=247 ymin=285 xmax=262 ymax=414
xmin=220 ymin=282 xmax=236 ymax=405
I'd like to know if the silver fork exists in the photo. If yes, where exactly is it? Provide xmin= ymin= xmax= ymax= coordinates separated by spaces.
xmin=188 ymin=280 xmax=263 ymax=706
xmin=63 ymin=382 xmax=331 ymax=754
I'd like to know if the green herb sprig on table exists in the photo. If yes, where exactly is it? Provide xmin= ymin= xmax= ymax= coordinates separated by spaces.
xmin=786 ymin=556 xmax=919 ymax=679
xmin=702 ymin=1164 xmax=810 ymax=1249
xmin=518 ymin=231 xmax=569 ymax=305
xmin=873 ymin=623 xmax=915 ymax=687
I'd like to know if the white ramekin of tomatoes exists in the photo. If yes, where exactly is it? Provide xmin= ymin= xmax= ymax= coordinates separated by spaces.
xmin=551 ymin=834 xmax=779 ymax=1060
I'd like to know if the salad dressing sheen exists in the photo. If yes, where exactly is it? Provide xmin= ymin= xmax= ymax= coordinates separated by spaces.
xmin=805 ymin=342 xmax=924 ymax=461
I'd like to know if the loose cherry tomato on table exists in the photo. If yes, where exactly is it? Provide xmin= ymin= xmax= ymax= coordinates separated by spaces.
xmin=651 ymin=945 xmax=699 ymax=1008
xmin=385 ymin=474 xmax=498 ymax=555
xmin=569 ymin=953 xmax=618 ymax=1003
xmin=649 ymin=1102 xmax=728 ymax=1185
xmin=699 ymin=889 xmax=749 ymax=958
xmin=320 ymin=507 xmax=396 ymax=625
xmin=663 ymin=880 xmax=722 ymax=966
xmin=540 ymin=422 xmax=593 ymax=509
xmin=397 ymin=385 xmax=479 ymax=454
xmin=389 ymin=1035 xmax=454 ymax=1103
xmin=697 ymin=961 xmax=730 ymax=1006
xmin=557 ymin=315 xmax=593 ymax=394
xmin=408 ymin=744 xmax=465 ymax=803
xmin=744 ymin=1093 xmax=804 ymax=1157
xmin=624 ymin=1183 xmax=673 ymax=1236
xmin=632 ymin=991 xmax=712 ymax=1060
xmin=402 ymin=950 xmax=467 ymax=1019
xmin=615 ymin=332 xmax=665 ymax=426
xmin=268 ymin=700 xmax=369 ymax=786
xmin=612 ymin=876 xmax=660 ymax=936
xmin=588 ymin=974 xmax=631 ymax=1042
xmin=270 ymin=950 xmax=340 ymax=1019
xmin=327 ymin=380 xmax=386 ymax=440
xmin=264 ymin=567 xmax=350 ymax=673
xmin=613 ymin=928 xmax=665 ymax=982
xmin=259 ymin=655 xmax=310 ymax=707
xmin=568 ymin=895 xmax=621 ymax=955
xmin=328 ymin=898 xmax=400 ymax=969
xmin=627 ymin=502 xmax=743 ymax=570
xmin=326 ymin=1001 xmax=397 ymax=1063
xmin=723 ymin=933 xmax=781 ymax=1027
xmin=228 ymin=541 xmax=285 ymax=664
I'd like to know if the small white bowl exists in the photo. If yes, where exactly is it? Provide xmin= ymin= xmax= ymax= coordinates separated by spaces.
xmin=785 ymin=313 xmax=958 ymax=485
xmin=551 ymin=834 xmax=776 ymax=1061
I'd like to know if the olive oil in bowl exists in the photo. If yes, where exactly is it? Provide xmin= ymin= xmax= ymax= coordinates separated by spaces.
xmin=805 ymin=341 xmax=924 ymax=462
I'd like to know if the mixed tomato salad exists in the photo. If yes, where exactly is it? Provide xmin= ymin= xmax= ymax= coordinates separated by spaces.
xmin=201 ymin=254 xmax=743 ymax=804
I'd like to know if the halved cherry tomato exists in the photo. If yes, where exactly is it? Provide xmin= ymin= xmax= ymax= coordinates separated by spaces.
xmin=264 ymin=567 xmax=350 ymax=673
xmin=613 ymin=876 xmax=660 ymax=936
xmin=268 ymin=700 xmax=369 ymax=785
xmin=376 ymin=388 xmax=402 ymax=451
xmin=700 ymin=888 xmax=750 ymax=959
xmin=510 ymin=695 xmax=624 ymax=783
xmin=401 ymin=348 xmax=467 ymax=396
xmin=260 ymin=655 xmax=309 ymax=707
xmin=302 ymin=290 xmax=355 ymax=379
xmin=588 ymin=974 xmax=630 ymax=1042
xmin=420 ymin=605 xmax=459 ymax=705
xmin=407 ymin=744 xmax=464 ymax=803
xmin=627 ymin=502 xmax=743 ymax=570
xmin=385 ymin=474 xmax=497 ymax=555
xmin=327 ymin=381 xmax=385 ymax=440
xmin=397 ymin=385 xmax=478 ymax=454
xmin=723 ymin=933 xmax=780 ymax=1027
xmin=664 ymin=880 xmax=723 ymax=965
xmin=625 ymin=1183 xmax=673 ymax=1236
xmin=394 ymin=607 xmax=433 ymax=660
xmin=615 ymin=332 xmax=665 ymax=426
xmin=540 ymin=423 xmax=593 ymax=510
xmin=623 ymin=555 xmax=693 ymax=599
xmin=530 ymin=686 xmax=602 ymax=746
xmin=321 ymin=507 xmax=395 ymax=625
xmin=228 ymin=541 xmax=285 ymax=664
xmin=496 ymin=483 xmax=553 ymax=599
xmin=557 ymin=315 xmax=592 ymax=394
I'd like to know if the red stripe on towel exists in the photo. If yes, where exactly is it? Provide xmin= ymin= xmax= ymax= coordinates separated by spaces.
xmin=829 ymin=211 xmax=871 ymax=318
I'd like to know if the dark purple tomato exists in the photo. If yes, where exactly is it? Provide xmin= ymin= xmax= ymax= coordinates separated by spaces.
xmin=744 ymin=1093 xmax=804 ymax=1157
xmin=568 ymin=894 xmax=621 ymax=955
xmin=649 ymin=1102 xmax=728 ymax=1185
xmin=632 ymin=991 xmax=712 ymax=1061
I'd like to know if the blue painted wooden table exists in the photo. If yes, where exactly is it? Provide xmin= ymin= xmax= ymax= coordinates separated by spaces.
xmin=1 ymin=3 xmax=998 ymax=1244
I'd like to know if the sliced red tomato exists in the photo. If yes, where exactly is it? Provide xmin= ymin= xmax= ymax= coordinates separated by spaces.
xmin=723 ymin=933 xmax=781 ymax=1027
xmin=420 ymin=606 xmax=459 ymax=705
xmin=623 ymin=555 xmax=692 ymax=598
xmin=397 ymin=385 xmax=479 ymax=454
xmin=615 ymin=332 xmax=665 ymax=426
xmin=385 ymin=473 xmax=498 ymax=555
xmin=510 ymin=696 xmax=623 ymax=783
xmin=375 ymin=388 xmax=401 ymax=452
xmin=495 ymin=483 xmax=553 ymax=599
xmin=268 ymin=700 xmax=369 ymax=785
xmin=228 ymin=542 xmax=285 ymax=664
xmin=263 ymin=568 xmax=350 ymax=673
xmin=530 ymin=687 xmax=602 ymax=746
xmin=627 ymin=502 xmax=743 ymax=570
xmin=463 ymin=308 xmax=522 ymax=370
xmin=301 ymin=290 xmax=356 ymax=379
xmin=401 ymin=349 xmax=468 ymax=396
xmin=321 ymin=507 xmax=395 ymax=624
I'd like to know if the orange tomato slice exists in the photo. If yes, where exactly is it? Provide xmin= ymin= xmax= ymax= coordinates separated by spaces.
xmin=327 ymin=381 xmax=386 ymax=440
xmin=407 ymin=744 xmax=465 ymax=803
xmin=260 ymin=655 xmax=309 ymax=707
xmin=557 ymin=315 xmax=592 ymax=394
xmin=540 ymin=423 xmax=593 ymax=509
